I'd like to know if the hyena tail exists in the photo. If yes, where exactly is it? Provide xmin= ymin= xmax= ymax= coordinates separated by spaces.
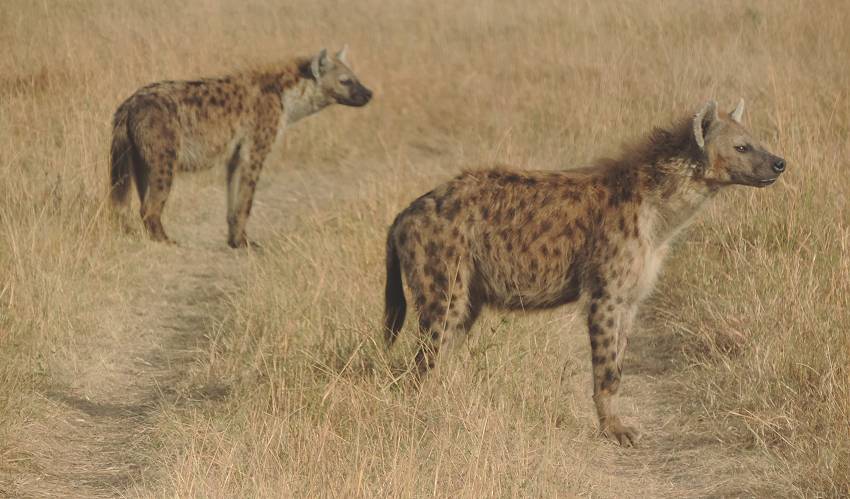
xmin=109 ymin=103 xmax=134 ymax=208
xmin=383 ymin=229 xmax=407 ymax=347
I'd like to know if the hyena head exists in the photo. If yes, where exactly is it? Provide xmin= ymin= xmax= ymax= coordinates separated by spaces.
xmin=693 ymin=99 xmax=786 ymax=187
xmin=310 ymin=46 xmax=373 ymax=107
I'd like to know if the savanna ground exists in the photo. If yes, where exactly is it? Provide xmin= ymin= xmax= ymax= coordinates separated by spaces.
xmin=1 ymin=0 xmax=848 ymax=497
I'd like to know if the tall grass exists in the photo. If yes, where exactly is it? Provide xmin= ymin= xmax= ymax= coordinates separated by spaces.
xmin=0 ymin=0 xmax=847 ymax=496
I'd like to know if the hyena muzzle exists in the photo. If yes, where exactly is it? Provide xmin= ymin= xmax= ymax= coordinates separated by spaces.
xmin=109 ymin=46 xmax=372 ymax=247
xmin=383 ymin=100 xmax=785 ymax=446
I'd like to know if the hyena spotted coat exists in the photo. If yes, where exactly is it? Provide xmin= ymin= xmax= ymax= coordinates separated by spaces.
xmin=109 ymin=47 xmax=372 ymax=247
xmin=384 ymin=100 xmax=786 ymax=446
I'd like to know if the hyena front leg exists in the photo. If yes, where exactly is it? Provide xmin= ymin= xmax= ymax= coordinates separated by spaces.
xmin=587 ymin=289 xmax=640 ymax=446
xmin=228 ymin=140 xmax=270 ymax=249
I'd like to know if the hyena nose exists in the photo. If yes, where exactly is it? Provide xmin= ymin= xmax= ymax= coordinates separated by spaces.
xmin=772 ymin=158 xmax=786 ymax=173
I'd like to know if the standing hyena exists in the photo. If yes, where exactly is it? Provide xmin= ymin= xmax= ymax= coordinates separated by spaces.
xmin=383 ymin=100 xmax=786 ymax=446
xmin=109 ymin=47 xmax=372 ymax=247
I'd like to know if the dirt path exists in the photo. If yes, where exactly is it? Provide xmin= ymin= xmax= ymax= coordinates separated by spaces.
xmin=8 ymin=164 xmax=787 ymax=498
xmin=9 ymin=176 xmax=249 ymax=497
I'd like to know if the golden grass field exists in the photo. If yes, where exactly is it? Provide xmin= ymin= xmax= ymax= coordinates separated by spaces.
xmin=1 ymin=0 xmax=848 ymax=497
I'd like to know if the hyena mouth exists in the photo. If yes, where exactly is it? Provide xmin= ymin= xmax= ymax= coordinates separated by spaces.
xmin=335 ymin=88 xmax=372 ymax=107
xmin=757 ymin=177 xmax=778 ymax=186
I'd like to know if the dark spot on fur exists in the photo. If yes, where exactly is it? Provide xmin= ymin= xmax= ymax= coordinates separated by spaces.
xmin=184 ymin=96 xmax=203 ymax=107
xmin=604 ymin=167 xmax=637 ymax=207
xmin=575 ymin=219 xmax=587 ymax=235
xmin=442 ymin=200 xmax=462 ymax=220
xmin=602 ymin=368 xmax=618 ymax=389
xmin=433 ymin=271 xmax=448 ymax=289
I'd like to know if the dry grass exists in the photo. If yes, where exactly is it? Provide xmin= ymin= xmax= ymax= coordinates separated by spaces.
xmin=1 ymin=0 xmax=848 ymax=497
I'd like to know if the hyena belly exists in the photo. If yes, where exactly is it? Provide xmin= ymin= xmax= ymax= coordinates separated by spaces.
xmin=175 ymin=126 xmax=244 ymax=174
xmin=472 ymin=233 xmax=585 ymax=310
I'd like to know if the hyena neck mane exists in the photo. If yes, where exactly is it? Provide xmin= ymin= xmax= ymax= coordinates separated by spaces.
xmin=622 ymin=116 xmax=717 ymax=244
xmin=250 ymin=57 xmax=333 ymax=124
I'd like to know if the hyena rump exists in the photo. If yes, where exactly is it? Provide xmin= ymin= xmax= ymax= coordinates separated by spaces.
xmin=384 ymin=100 xmax=785 ymax=445
xmin=109 ymin=47 xmax=372 ymax=247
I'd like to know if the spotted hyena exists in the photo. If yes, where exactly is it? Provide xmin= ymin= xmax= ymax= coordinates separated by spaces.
xmin=109 ymin=47 xmax=372 ymax=247
xmin=383 ymin=100 xmax=785 ymax=446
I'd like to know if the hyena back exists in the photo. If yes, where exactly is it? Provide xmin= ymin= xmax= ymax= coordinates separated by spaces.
xmin=109 ymin=47 xmax=372 ymax=247
xmin=384 ymin=100 xmax=785 ymax=446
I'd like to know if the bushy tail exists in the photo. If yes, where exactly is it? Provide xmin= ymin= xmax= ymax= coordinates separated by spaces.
xmin=383 ymin=229 xmax=406 ymax=347
xmin=109 ymin=103 xmax=134 ymax=208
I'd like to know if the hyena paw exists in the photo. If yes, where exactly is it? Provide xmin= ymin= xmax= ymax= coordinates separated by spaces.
xmin=601 ymin=417 xmax=641 ymax=447
xmin=151 ymin=233 xmax=177 ymax=245
xmin=227 ymin=235 xmax=261 ymax=250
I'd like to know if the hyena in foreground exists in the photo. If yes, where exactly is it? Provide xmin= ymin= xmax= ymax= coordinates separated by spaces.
xmin=109 ymin=47 xmax=372 ymax=247
xmin=384 ymin=100 xmax=785 ymax=445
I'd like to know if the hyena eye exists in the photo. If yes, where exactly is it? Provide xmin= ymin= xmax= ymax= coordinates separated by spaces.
xmin=734 ymin=144 xmax=750 ymax=153
xmin=338 ymin=77 xmax=353 ymax=86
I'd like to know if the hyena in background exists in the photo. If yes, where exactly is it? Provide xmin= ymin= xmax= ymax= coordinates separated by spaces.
xmin=384 ymin=100 xmax=786 ymax=446
xmin=109 ymin=47 xmax=372 ymax=247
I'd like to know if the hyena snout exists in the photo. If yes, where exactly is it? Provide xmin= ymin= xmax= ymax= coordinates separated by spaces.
xmin=727 ymin=149 xmax=787 ymax=188
xmin=753 ymin=153 xmax=787 ymax=187
xmin=338 ymin=83 xmax=372 ymax=107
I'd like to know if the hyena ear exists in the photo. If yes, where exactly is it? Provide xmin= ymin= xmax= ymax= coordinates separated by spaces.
xmin=336 ymin=44 xmax=350 ymax=65
xmin=311 ymin=49 xmax=329 ymax=79
xmin=730 ymin=98 xmax=745 ymax=124
xmin=693 ymin=100 xmax=718 ymax=150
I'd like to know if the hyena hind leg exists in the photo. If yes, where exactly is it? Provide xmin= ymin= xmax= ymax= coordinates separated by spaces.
xmin=138 ymin=152 xmax=177 ymax=244
xmin=131 ymin=111 xmax=180 ymax=244
xmin=413 ymin=290 xmax=479 ymax=379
